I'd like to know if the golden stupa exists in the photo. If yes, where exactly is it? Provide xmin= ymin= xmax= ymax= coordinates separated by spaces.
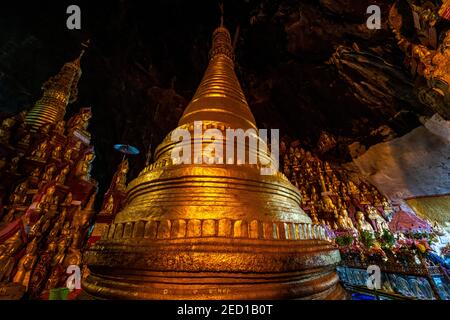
xmin=83 ymin=22 xmax=346 ymax=300
xmin=25 ymin=51 xmax=83 ymax=131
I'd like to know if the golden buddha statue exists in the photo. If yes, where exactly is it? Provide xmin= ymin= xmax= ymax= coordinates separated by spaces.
xmin=31 ymin=167 xmax=41 ymax=178
xmin=31 ymin=141 xmax=49 ymax=161
xmin=114 ymin=159 xmax=129 ymax=191
xmin=46 ymin=265 xmax=65 ymax=290
xmin=75 ymin=151 xmax=94 ymax=181
xmin=359 ymin=192 xmax=370 ymax=205
xmin=52 ymin=239 xmax=68 ymax=266
xmin=37 ymin=186 xmax=56 ymax=211
xmin=337 ymin=215 xmax=347 ymax=230
xmin=355 ymin=211 xmax=374 ymax=233
xmin=42 ymin=164 xmax=57 ymax=182
xmin=51 ymin=145 xmax=62 ymax=160
xmin=10 ymin=180 xmax=28 ymax=205
xmin=0 ymin=231 xmax=23 ymax=281
xmin=67 ymin=107 xmax=92 ymax=133
xmin=64 ymin=233 xmax=83 ymax=267
xmin=324 ymin=161 xmax=333 ymax=174
xmin=84 ymin=21 xmax=344 ymax=300
xmin=60 ymin=221 xmax=72 ymax=238
xmin=366 ymin=205 xmax=389 ymax=232
xmin=322 ymin=194 xmax=336 ymax=212
xmin=309 ymin=205 xmax=319 ymax=224
xmin=55 ymin=165 xmax=70 ymax=184
xmin=63 ymin=147 xmax=74 ymax=163
xmin=338 ymin=208 xmax=355 ymax=231
xmin=310 ymin=185 xmax=319 ymax=203
xmin=347 ymin=180 xmax=359 ymax=195
xmin=29 ymin=215 xmax=45 ymax=238
xmin=13 ymin=238 xmax=39 ymax=290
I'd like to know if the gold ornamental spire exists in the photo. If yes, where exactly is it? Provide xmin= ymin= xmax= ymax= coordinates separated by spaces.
xmin=178 ymin=21 xmax=257 ymax=130
xmin=25 ymin=49 xmax=84 ymax=131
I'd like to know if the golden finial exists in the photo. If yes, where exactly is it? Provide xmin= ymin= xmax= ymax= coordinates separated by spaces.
xmin=219 ymin=3 xmax=224 ymax=27
xmin=73 ymin=40 xmax=90 ymax=67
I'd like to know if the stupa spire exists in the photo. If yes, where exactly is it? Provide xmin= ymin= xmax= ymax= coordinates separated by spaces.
xmin=25 ymin=47 xmax=84 ymax=131
xmin=178 ymin=14 xmax=257 ymax=130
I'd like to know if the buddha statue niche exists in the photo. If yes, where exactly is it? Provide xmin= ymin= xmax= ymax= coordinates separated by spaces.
xmin=10 ymin=180 xmax=28 ymax=205
xmin=37 ymin=185 xmax=56 ymax=211
xmin=101 ymin=195 xmax=114 ymax=215
xmin=0 ymin=231 xmax=23 ymax=282
xmin=67 ymin=107 xmax=92 ymax=134
xmin=337 ymin=208 xmax=356 ymax=231
xmin=75 ymin=151 xmax=94 ymax=181
xmin=31 ymin=141 xmax=49 ymax=161
xmin=366 ymin=205 xmax=389 ymax=232
xmin=51 ymin=145 xmax=62 ymax=161
xmin=55 ymin=165 xmax=70 ymax=184
xmin=42 ymin=164 xmax=57 ymax=182
xmin=114 ymin=159 xmax=129 ymax=191
xmin=356 ymin=211 xmax=374 ymax=233
xmin=13 ymin=238 xmax=39 ymax=290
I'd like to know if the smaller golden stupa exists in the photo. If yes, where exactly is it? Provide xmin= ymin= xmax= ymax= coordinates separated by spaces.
xmin=83 ymin=19 xmax=345 ymax=300
xmin=25 ymin=51 xmax=83 ymax=131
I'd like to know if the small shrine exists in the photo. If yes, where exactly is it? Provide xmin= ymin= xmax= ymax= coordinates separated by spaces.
xmin=0 ymin=49 xmax=98 ymax=300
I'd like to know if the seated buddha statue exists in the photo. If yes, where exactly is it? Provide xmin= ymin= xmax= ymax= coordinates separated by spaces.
xmin=310 ymin=186 xmax=319 ymax=203
xmin=322 ymin=195 xmax=336 ymax=212
xmin=75 ymin=152 xmax=95 ymax=181
xmin=42 ymin=164 xmax=57 ymax=182
xmin=52 ymin=239 xmax=68 ymax=266
xmin=339 ymin=208 xmax=356 ymax=231
xmin=63 ymin=147 xmax=74 ymax=163
xmin=31 ymin=141 xmax=49 ymax=161
xmin=355 ymin=211 xmax=374 ymax=233
xmin=114 ymin=160 xmax=129 ymax=191
xmin=31 ymin=167 xmax=41 ymax=178
xmin=10 ymin=180 xmax=28 ymax=205
xmin=0 ymin=231 xmax=23 ymax=282
xmin=67 ymin=108 xmax=92 ymax=133
xmin=347 ymin=180 xmax=359 ymax=195
xmin=55 ymin=165 xmax=70 ymax=184
xmin=62 ymin=192 xmax=73 ymax=207
xmin=37 ymin=186 xmax=56 ymax=211
xmin=13 ymin=237 xmax=39 ymax=290
xmin=366 ymin=205 xmax=389 ymax=232
xmin=51 ymin=145 xmax=62 ymax=161
xmin=309 ymin=206 xmax=319 ymax=225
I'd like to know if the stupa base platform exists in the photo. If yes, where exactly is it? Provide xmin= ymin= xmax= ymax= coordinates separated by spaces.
xmin=83 ymin=237 xmax=346 ymax=300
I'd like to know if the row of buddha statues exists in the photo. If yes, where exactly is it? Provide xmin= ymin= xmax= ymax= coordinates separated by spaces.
xmin=0 ymin=107 xmax=99 ymax=298
xmin=389 ymin=1 xmax=450 ymax=120
xmin=280 ymin=139 xmax=394 ymax=236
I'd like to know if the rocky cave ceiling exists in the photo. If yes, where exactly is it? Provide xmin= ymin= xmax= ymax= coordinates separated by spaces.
xmin=0 ymin=0 xmax=449 ymax=197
